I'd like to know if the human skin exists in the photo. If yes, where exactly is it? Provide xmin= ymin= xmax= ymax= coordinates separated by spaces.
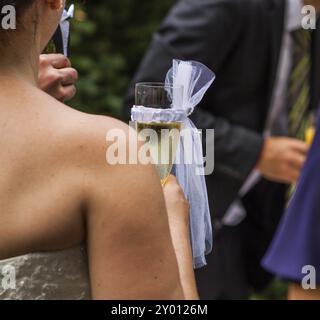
xmin=288 ymin=284 xmax=320 ymax=300
xmin=38 ymin=54 xmax=78 ymax=102
xmin=0 ymin=0 xmax=192 ymax=299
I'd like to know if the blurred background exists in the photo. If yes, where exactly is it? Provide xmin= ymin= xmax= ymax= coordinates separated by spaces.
xmin=68 ymin=1 xmax=288 ymax=300
xmin=69 ymin=0 xmax=175 ymax=118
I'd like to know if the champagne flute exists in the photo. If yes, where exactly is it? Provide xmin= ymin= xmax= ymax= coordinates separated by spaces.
xmin=135 ymin=83 xmax=184 ymax=185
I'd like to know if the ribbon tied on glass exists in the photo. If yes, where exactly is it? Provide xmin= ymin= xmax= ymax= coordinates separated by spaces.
xmin=131 ymin=60 xmax=215 ymax=268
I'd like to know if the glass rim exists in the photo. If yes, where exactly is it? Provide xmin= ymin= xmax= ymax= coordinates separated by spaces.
xmin=135 ymin=82 xmax=183 ymax=90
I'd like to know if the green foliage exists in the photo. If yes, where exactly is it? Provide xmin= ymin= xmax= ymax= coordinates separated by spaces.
xmin=68 ymin=0 xmax=176 ymax=118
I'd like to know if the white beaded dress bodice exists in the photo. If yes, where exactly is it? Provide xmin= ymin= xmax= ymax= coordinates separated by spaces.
xmin=0 ymin=246 xmax=91 ymax=300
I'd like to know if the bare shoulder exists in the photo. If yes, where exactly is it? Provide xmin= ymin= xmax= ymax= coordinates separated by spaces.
xmin=59 ymin=109 xmax=133 ymax=169
xmin=36 ymin=91 xmax=130 ymax=167
xmin=44 ymin=99 xmax=161 ymax=206
xmin=75 ymin=112 xmax=161 ymax=204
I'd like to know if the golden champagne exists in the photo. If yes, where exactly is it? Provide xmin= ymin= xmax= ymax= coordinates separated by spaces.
xmin=136 ymin=122 xmax=182 ymax=184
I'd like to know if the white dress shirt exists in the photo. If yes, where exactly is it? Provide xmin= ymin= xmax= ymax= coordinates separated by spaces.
xmin=222 ymin=0 xmax=304 ymax=226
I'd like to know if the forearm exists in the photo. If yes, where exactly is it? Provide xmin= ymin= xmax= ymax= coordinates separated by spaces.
xmin=169 ymin=223 xmax=199 ymax=300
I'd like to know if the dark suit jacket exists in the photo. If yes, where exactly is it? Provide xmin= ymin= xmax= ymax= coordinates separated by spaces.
xmin=124 ymin=0 xmax=320 ymax=223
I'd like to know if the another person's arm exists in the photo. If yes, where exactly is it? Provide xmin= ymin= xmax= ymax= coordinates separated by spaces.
xmin=38 ymin=54 xmax=78 ymax=102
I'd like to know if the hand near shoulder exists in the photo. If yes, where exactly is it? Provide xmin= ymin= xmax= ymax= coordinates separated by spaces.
xmin=38 ymin=54 xmax=78 ymax=102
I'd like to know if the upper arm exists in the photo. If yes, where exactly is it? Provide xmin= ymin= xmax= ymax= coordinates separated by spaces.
xmin=82 ymin=117 xmax=184 ymax=299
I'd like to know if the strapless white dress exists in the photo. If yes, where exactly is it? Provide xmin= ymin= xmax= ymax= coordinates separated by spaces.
xmin=0 ymin=246 xmax=91 ymax=300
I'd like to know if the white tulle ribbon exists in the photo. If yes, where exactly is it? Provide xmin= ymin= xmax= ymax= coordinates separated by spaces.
xmin=131 ymin=60 xmax=215 ymax=268
xmin=166 ymin=60 xmax=215 ymax=268
xmin=131 ymin=105 xmax=187 ymax=123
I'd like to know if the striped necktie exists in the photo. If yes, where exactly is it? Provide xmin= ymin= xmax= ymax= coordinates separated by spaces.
xmin=287 ymin=29 xmax=312 ymax=140
xmin=287 ymin=29 xmax=313 ymax=200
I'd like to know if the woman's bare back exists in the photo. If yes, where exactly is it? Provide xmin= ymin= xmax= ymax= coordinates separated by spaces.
xmin=0 ymin=79 xmax=184 ymax=299
xmin=0 ymin=81 xmax=88 ymax=259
